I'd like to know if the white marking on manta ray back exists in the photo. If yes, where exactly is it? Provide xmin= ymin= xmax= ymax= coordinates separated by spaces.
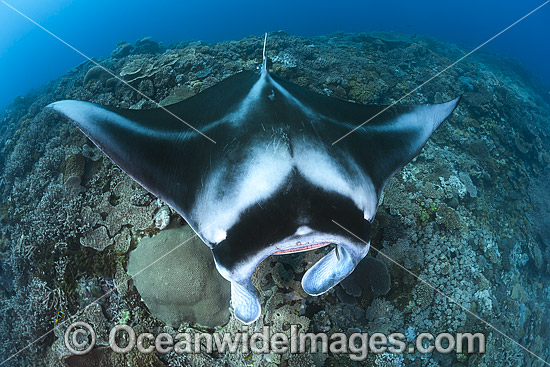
xmin=292 ymin=140 xmax=378 ymax=221
xmin=268 ymin=75 xmax=317 ymax=118
xmin=192 ymin=142 xmax=294 ymax=244
xmin=359 ymin=99 xmax=460 ymax=187
xmin=223 ymin=72 xmax=269 ymax=125
xmin=47 ymin=101 xmax=178 ymax=141
xmin=368 ymin=102 xmax=452 ymax=144
xmin=193 ymin=138 xmax=378 ymax=245
xmin=212 ymin=228 xmax=227 ymax=243
xmin=198 ymin=71 xmax=320 ymax=133
xmin=295 ymin=225 xmax=313 ymax=236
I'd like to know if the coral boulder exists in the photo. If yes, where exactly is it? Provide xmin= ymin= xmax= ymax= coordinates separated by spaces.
xmin=127 ymin=224 xmax=231 ymax=328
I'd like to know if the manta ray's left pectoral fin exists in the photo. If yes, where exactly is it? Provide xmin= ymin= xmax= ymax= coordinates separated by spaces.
xmin=270 ymin=73 xmax=460 ymax=195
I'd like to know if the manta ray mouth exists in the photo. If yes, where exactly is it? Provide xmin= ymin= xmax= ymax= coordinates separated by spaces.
xmin=272 ymin=241 xmax=331 ymax=255
xmin=212 ymin=228 xmax=371 ymax=324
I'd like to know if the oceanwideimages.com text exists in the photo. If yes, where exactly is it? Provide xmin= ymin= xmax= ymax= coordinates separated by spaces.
xmin=65 ymin=322 xmax=486 ymax=361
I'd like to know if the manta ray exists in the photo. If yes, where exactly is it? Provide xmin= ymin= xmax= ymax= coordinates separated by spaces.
xmin=47 ymin=35 xmax=460 ymax=324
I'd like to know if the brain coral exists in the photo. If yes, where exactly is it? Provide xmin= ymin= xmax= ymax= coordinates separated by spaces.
xmin=127 ymin=224 xmax=231 ymax=328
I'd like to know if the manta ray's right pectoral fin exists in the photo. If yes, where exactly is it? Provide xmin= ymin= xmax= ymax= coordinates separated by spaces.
xmin=45 ymin=71 xmax=265 ymax=231
xmin=45 ymin=99 xmax=210 ymax=227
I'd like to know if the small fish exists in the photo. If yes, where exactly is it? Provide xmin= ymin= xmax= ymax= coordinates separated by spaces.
xmin=54 ymin=309 xmax=65 ymax=323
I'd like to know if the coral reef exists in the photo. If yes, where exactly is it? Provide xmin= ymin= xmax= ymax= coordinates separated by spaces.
xmin=365 ymin=298 xmax=404 ymax=334
xmin=0 ymin=32 xmax=549 ymax=366
xmin=127 ymin=224 xmax=231 ymax=328
xmin=528 ymin=166 xmax=550 ymax=247
xmin=339 ymin=256 xmax=391 ymax=302
xmin=83 ymin=66 xmax=111 ymax=86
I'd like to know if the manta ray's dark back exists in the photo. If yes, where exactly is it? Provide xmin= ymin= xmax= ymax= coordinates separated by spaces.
xmin=47 ymin=49 xmax=459 ymax=323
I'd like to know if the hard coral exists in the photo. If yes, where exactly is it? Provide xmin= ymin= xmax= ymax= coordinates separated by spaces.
xmin=62 ymin=346 xmax=164 ymax=367
xmin=127 ymin=224 xmax=231 ymax=328
xmin=365 ymin=298 xmax=404 ymax=335
xmin=83 ymin=66 xmax=111 ymax=85
xmin=119 ymin=53 xmax=177 ymax=84
xmin=435 ymin=203 xmax=465 ymax=231
xmin=340 ymin=256 xmax=390 ymax=298
xmin=528 ymin=167 xmax=550 ymax=247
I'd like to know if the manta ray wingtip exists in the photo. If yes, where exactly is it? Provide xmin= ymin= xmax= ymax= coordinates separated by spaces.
xmin=439 ymin=95 xmax=461 ymax=117
xmin=449 ymin=95 xmax=461 ymax=110
xmin=45 ymin=99 xmax=75 ymax=109
xmin=441 ymin=96 xmax=461 ymax=123
xmin=435 ymin=95 xmax=461 ymax=113
xmin=45 ymin=100 xmax=64 ymax=110
xmin=44 ymin=100 xmax=97 ymax=122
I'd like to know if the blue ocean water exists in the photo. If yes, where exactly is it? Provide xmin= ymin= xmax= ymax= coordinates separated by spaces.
xmin=0 ymin=0 xmax=548 ymax=111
